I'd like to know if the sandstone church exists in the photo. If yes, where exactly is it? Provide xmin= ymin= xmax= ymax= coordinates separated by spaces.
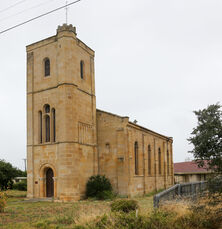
xmin=27 ymin=24 xmax=174 ymax=201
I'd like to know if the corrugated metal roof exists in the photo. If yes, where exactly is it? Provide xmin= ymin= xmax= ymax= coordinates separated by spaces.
xmin=174 ymin=161 xmax=210 ymax=173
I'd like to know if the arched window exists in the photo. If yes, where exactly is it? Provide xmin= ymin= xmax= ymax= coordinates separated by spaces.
xmin=52 ymin=108 xmax=56 ymax=142
xmin=44 ymin=104 xmax=50 ymax=113
xmin=39 ymin=104 xmax=56 ymax=143
xmin=148 ymin=145 xmax=151 ymax=175
xmin=39 ymin=111 xmax=42 ymax=143
xmin=167 ymin=150 xmax=170 ymax=175
xmin=135 ymin=142 xmax=139 ymax=175
xmin=105 ymin=143 xmax=110 ymax=154
xmin=80 ymin=60 xmax=84 ymax=79
xmin=44 ymin=58 xmax=50 ymax=77
xmin=158 ymin=148 xmax=161 ymax=175
xmin=45 ymin=115 xmax=50 ymax=142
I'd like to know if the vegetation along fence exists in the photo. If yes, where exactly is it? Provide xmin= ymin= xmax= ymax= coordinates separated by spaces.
xmin=153 ymin=181 xmax=207 ymax=208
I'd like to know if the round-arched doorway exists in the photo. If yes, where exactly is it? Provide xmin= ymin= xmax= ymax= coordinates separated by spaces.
xmin=46 ymin=168 xmax=54 ymax=197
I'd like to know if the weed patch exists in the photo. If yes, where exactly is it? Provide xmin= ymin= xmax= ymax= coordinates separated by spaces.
xmin=0 ymin=192 xmax=7 ymax=213
xmin=110 ymin=199 xmax=138 ymax=213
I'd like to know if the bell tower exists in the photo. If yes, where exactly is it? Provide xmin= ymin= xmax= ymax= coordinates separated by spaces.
xmin=27 ymin=24 xmax=97 ymax=201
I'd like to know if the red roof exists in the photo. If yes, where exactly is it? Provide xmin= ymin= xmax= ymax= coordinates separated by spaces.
xmin=174 ymin=161 xmax=210 ymax=174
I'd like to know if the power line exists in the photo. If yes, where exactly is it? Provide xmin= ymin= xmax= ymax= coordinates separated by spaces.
xmin=0 ymin=0 xmax=81 ymax=35
xmin=66 ymin=1 xmax=68 ymax=24
xmin=0 ymin=0 xmax=60 ymax=23
xmin=0 ymin=0 xmax=28 ymax=13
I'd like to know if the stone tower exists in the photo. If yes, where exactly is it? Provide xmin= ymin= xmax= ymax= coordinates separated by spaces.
xmin=26 ymin=24 xmax=97 ymax=201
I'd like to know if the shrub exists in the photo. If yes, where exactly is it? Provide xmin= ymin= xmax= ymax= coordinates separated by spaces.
xmin=86 ymin=175 xmax=112 ymax=200
xmin=97 ymin=190 xmax=115 ymax=200
xmin=0 ymin=192 xmax=7 ymax=213
xmin=114 ymin=212 xmax=149 ymax=229
xmin=110 ymin=199 xmax=139 ymax=213
xmin=186 ymin=194 xmax=222 ymax=229
xmin=13 ymin=180 xmax=27 ymax=191
xmin=147 ymin=209 xmax=175 ymax=229
xmin=207 ymin=175 xmax=222 ymax=194
xmin=94 ymin=214 xmax=111 ymax=229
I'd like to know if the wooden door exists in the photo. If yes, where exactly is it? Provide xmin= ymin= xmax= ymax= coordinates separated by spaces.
xmin=46 ymin=168 xmax=54 ymax=197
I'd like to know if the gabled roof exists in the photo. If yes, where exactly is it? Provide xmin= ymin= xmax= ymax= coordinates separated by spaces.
xmin=174 ymin=161 xmax=211 ymax=174
xmin=96 ymin=109 xmax=173 ymax=141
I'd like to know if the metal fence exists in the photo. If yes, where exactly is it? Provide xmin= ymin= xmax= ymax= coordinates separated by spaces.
xmin=153 ymin=181 xmax=207 ymax=208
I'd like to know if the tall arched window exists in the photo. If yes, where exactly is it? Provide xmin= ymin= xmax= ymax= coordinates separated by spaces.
xmin=39 ymin=104 xmax=56 ymax=144
xmin=167 ymin=150 xmax=170 ymax=175
xmin=39 ymin=111 xmax=42 ymax=143
xmin=44 ymin=104 xmax=50 ymax=142
xmin=148 ymin=145 xmax=151 ymax=175
xmin=44 ymin=58 xmax=50 ymax=77
xmin=45 ymin=115 xmax=50 ymax=142
xmin=135 ymin=142 xmax=139 ymax=175
xmin=80 ymin=60 xmax=84 ymax=79
xmin=158 ymin=148 xmax=161 ymax=175
xmin=52 ymin=108 xmax=56 ymax=142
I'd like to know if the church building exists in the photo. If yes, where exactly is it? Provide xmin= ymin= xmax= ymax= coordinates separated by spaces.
xmin=27 ymin=24 xmax=174 ymax=201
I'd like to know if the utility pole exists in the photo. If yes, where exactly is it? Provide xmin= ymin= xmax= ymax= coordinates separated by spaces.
xmin=23 ymin=158 xmax=27 ymax=172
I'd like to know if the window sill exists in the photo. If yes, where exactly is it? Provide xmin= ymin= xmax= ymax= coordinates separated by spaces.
xmin=43 ymin=75 xmax=51 ymax=79
xmin=36 ymin=142 xmax=57 ymax=146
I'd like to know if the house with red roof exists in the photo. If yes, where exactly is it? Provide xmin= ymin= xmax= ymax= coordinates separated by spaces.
xmin=174 ymin=161 xmax=212 ymax=184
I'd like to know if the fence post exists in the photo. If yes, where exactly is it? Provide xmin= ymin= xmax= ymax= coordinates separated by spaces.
xmin=153 ymin=195 xmax=159 ymax=208
xmin=200 ymin=181 xmax=203 ymax=191
xmin=191 ymin=183 xmax=195 ymax=195
xmin=178 ymin=184 xmax=181 ymax=196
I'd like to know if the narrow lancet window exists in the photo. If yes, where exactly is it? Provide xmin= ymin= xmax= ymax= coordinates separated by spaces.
xmin=45 ymin=115 xmax=50 ymax=142
xmin=80 ymin=60 xmax=84 ymax=79
xmin=44 ymin=58 xmax=50 ymax=77
xmin=52 ymin=108 xmax=56 ymax=142
xmin=167 ymin=150 xmax=170 ymax=175
xmin=135 ymin=142 xmax=139 ymax=175
xmin=158 ymin=148 xmax=161 ymax=175
xmin=39 ymin=111 xmax=42 ymax=143
xmin=148 ymin=145 xmax=151 ymax=175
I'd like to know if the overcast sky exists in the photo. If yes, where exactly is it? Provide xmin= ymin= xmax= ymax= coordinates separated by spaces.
xmin=0 ymin=0 xmax=221 ymax=170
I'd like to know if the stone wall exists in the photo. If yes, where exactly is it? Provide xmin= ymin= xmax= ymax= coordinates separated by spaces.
xmin=97 ymin=110 xmax=174 ymax=197
xmin=27 ymin=24 xmax=97 ymax=201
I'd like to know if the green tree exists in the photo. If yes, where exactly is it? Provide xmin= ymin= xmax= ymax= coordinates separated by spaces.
xmin=0 ymin=160 xmax=25 ymax=190
xmin=188 ymin=103 xmax=222 ymax=172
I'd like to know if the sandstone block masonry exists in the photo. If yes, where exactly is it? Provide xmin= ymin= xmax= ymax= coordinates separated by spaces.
xmin=27 ymin=24 xmax=174 ymax=201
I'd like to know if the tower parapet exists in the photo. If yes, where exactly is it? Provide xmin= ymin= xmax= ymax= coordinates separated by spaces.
xmin=57 ymin=24 xmax=77 ymax=35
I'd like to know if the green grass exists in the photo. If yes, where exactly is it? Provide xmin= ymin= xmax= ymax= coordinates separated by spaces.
xmin=0 ymin=190 xmax=153 ymax=229
xmin=144 ymin=188 xmax=165 ymax=198
xmin=4 ymin=190 xmax=26 ymax=203
xmin=1 ymin=190 xmax=222 ymax=229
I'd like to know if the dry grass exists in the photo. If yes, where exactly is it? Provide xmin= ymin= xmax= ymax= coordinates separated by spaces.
xmin=157 ymin=194 xmax=222 ymax=229
xmin=0 ymin=190 xmax=153 ymax=229
xmin=160 ymin=199 xmax=191 ymax=218
xmin=4 ymin=190 xmax=221 ymax=229
xmin=74 ymin=202 xmax=109 ymax=225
